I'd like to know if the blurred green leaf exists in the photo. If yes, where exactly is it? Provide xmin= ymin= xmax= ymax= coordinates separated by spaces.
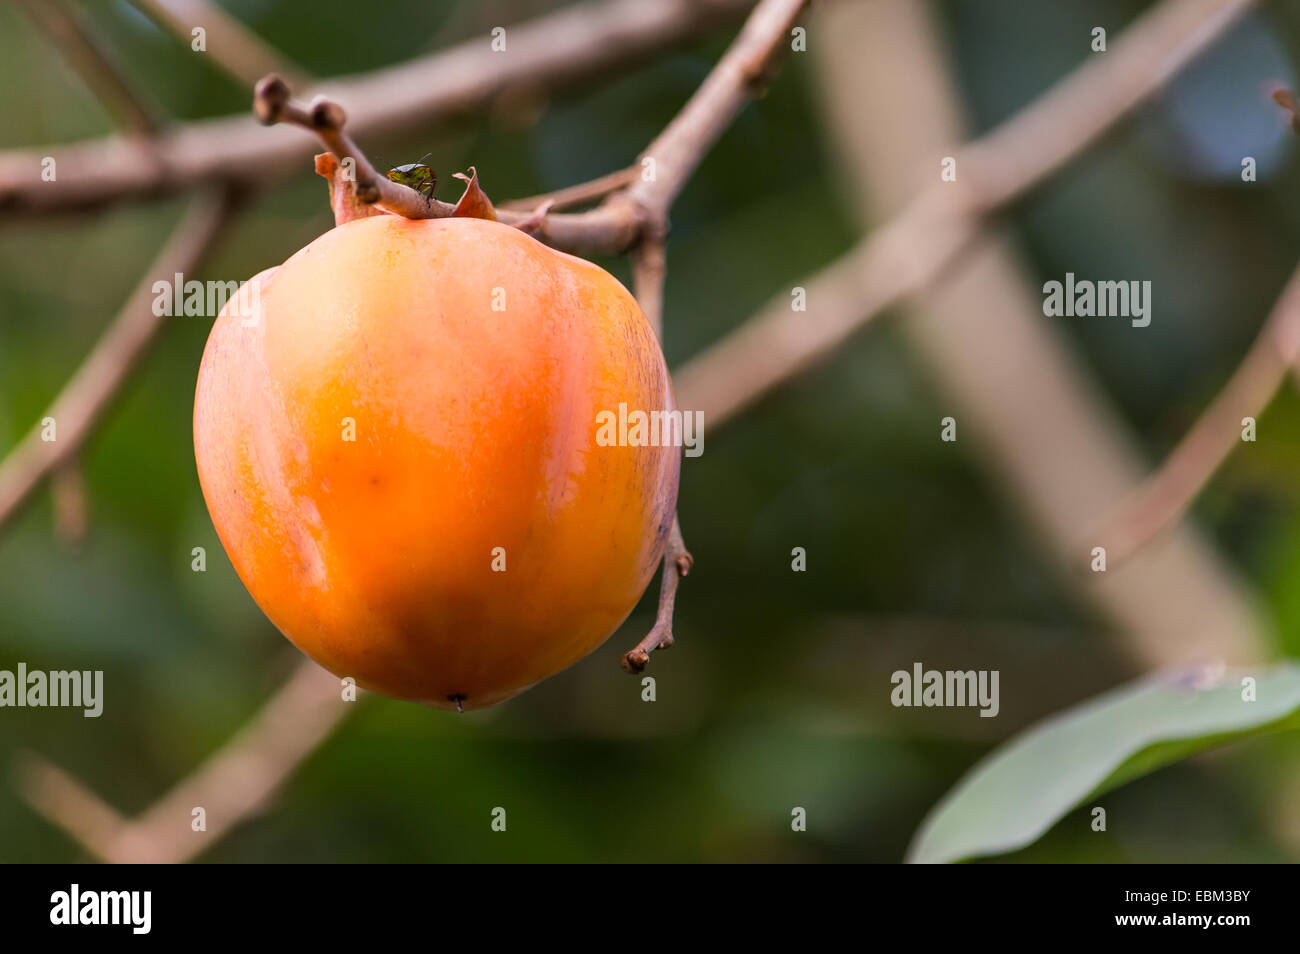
xmin=907 ymin=662 xmax=1300 ymax=864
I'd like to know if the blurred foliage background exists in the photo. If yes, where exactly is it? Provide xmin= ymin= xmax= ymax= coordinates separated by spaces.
xmin=3 ymin=0 xmax=1300 ymax=863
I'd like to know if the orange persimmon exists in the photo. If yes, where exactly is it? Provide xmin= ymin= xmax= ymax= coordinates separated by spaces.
xmin=194 ymin=215 xmax=680 ymax=709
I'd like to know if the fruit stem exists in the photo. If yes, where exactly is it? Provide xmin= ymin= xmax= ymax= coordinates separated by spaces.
xmin=621 ymin=516 xmax=692 ymax=673
xmin=314 ymin=153 xmax=389 ymax=227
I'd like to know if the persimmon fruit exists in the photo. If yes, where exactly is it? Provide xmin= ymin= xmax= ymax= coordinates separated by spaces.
xmin=194 ymin=215 xmax=680 ymax=710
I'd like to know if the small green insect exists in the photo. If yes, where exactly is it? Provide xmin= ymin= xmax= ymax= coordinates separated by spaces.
xmin=384 ymin=153 xmax=436 ymax=201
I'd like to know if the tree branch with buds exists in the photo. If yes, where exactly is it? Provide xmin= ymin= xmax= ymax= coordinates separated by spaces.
xmin=250 ymin=75 xmax=643 ymax=255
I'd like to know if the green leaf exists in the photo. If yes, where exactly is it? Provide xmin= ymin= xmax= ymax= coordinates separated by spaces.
xmin=906 ymin=662 xmax=1300 ymax=864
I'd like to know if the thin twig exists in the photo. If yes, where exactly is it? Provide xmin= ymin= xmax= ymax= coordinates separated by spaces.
xmin=14 ymin=0 xmax=161 ymax=134
xmin=1094 ymin=262 xmax=1300 ymax=567
xmin=0 ymin=0 xmax=757 ymax=218
xmin=126 ymin=0 xmax=313 ymax=90
xmin=624 ymin=227 xmax=693 ymax=672
xmin=0 ymin=189 xmax=238 ymax=533
xmin=499 ymin=166 xmax=639 ymax=212
xmin=627 ymin=0 xmax=807 ymax=221
xmin=622 ymin=517 xmax=693 ymax=673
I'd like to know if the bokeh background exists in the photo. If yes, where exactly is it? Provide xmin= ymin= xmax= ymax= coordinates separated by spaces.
xmin=3 ymin=0 xmax=1300 ymax=862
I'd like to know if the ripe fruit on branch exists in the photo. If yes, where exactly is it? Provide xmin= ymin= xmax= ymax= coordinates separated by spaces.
xmin=194 ymin=214 xmax=680 ymax=709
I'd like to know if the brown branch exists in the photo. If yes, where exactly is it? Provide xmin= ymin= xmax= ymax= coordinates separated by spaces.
xmin=0 ymin=0 xmax=757 ymax=219
xmin=126 ymin=0 xmax=313 ymax=91
xmin=675 ymin=0 xmax=1258 ymax=433
xmin=253 ymin=76 xmax=642 ymax=255
xmin=1093 ymin=262 xmax=1300 ymax=567
xmin=673 ymin=204 xmax=959 ymax=429
xmin=14 ymin=0 xmax=161 ymax=135
xmin=627 ymin=0 xmax=807 ymax=220
xmin=0 ymin=189 xmax=238 ymax=533
xmin=15 ymin=660 xmax=348 ymax=863
xmin=631 ymin=231 xmax=670 ymax=337
xmin=498 ymin=166 xmax=639 ymax=213
xmin=958 ymin=0 xmax=1254 ymax=210
xmin=12 ymin=752 xmax=130 ymax=861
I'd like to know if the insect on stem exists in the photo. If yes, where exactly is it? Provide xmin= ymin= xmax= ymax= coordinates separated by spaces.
xmin=384 ymin=157 xmax=437 ymax=203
